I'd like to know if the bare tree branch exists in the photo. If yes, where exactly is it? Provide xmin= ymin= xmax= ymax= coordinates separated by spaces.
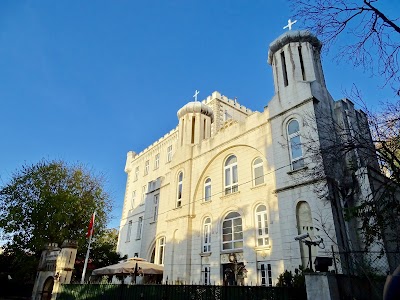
xmin=291 ymin=0 xmax=400 ymax=94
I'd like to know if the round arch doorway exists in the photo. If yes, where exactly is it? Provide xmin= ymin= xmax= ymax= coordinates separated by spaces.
xmin=41 ymin=276 xmax=54 ymax=300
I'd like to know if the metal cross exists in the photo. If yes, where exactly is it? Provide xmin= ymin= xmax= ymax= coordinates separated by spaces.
xmin=283 ymin=19 xmax=297 ymax=31
xmin=193 ymin=90 xmax=200 ymax=102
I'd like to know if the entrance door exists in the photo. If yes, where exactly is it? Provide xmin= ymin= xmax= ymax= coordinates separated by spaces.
xmin=41 ymin=277 xmax=54 ymax=300
xmin=222 ymin=262 xmax=245 ymax=286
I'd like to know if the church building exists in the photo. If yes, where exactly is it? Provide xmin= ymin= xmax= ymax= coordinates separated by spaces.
xmin=116 ymin=30 xmax=380 ymax=285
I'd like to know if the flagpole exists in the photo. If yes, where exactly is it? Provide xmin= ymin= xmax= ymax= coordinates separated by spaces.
xmin=81 ymin=212 xmax=96 ymax=284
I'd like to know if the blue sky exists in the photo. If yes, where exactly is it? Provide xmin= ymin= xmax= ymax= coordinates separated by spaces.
xmin=0 ymin=0 xmax=398 ymax=230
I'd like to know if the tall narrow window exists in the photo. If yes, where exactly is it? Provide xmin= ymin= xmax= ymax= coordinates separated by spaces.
xmin=126 ymin=220 xmax=132 ymax=242
xmin=157 ymin=237 xmax=165 ymax=265
xmin=203 ymin=217 xmax=211 ymax=253
xmin=255 ymin=205 xmax=269 ymax=246
xmin=253 ymin=158 xmax=264 ymax=186
xmin=296 ymin=201 xmax=313 ymax=268
xmin=131 ymin=190 xmax=136 ymax=209
xmin=181 ymin=119 xmax=184 ymax=146
xmin=224 ymin=155 xmax=238 ymax=195
xmin=222 ymin=212 xmax=243 ymax=250
xmin=298 ymin=46 xmax=306 ymax=80
xmin=287 ymin=119 xmax=304 ymax=170
xmin=204 ymin=178 xmax=211 ymax=201
xmin=136 ymin=217 xmax=143 ymax=239
xmin=154 ymin=153 xmax=160 ymax=169
xmin=177 ymin=172 xmax=183 ymax=207
xmin=203 ymin=119 xmax=206 ymax=139
xmin=134 ymin=167 xmax=139 ymax=181
xmin=167 ymin=145 xmax=172 ymax=162
xmin=153 ymin=194 xmax=159 ymax=222
xmin=281 ymin=51 xmax=288 ymax=86
xmin=144 ymin=160 xmax=149 ymax=175
xmin=202 ymin=266 xmax=210 ymax=285
xmin=259 ymin=263 xmax=272 ymax=286
xmin=191 ymin=116 xmax=196 ymax=144
xmin=141 ymin=185 xmax=147 ymax=205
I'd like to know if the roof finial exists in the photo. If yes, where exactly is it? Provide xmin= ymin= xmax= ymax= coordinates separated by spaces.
xmin=283 ymin=19 xmax=297 ymax=31
xmin=193 ymin=90 xmax=200 ymax=102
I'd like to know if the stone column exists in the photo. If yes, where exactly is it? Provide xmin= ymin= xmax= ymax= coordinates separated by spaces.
xmin=305 ymin=273 xmax=339 ymax=300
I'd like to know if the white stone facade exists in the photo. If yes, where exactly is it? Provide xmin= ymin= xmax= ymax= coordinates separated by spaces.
xmin=117 ymin=31 xmax=374 ymax=285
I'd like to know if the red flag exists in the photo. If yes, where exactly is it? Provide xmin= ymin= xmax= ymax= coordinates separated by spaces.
xmin=86 ymin=213 xmax=95 ymax=238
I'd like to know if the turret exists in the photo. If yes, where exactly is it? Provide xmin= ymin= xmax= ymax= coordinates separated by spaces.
xmin=177 ymin=101 xmax=214 ymax=146
xmin=267 ymin=30 xmax=330 ymax=109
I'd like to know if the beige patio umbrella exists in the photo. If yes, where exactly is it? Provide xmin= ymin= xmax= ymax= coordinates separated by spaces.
xmin=92 ymin=258 xmax=163 ymax=276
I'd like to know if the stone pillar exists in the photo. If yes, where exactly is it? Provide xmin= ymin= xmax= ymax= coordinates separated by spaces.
xmin=305 ymin=273 xmax=339 ymax=300
xmin=51 ymin=240 xmax=78 ymax=299
xmin=31 ymin=240 xmax=77 ymax=300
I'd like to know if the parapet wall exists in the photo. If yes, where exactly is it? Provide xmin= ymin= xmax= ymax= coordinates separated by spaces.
xmin=203 ymin=91 xmax=253 ymax=114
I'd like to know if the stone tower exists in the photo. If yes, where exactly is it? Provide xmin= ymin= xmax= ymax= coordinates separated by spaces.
xmin=177 ymin=101 xmax=214 ymax=147
xmin=267 ymin=30 xmax=334 ymax=114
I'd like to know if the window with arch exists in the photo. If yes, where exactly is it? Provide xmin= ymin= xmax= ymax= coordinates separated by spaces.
xmin=253 ymin=158 xmax=264 ymax=186
xmin=296 ymin=201 xmax=313 ymax=268
xmin=287 ymin=119 xmax=304 ymax=170
xmin=156 ymin=236 xmax=166 ymax=265
xmin=224 ymin=155 xmax=238 ymax=195
xmin=255 ymin=205 xmax=269 ymax=246
xmin=177 ymin=172 xmax=183 ymax=207
xmin=222 ymin=212 xmax=243 ymax=250
xmin=203 ymin=217 xmax=212 ymax=253
xmin=204 ymin=178 xmax=211 ymax=201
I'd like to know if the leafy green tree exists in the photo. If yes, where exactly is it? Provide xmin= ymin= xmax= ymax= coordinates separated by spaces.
xmin=73 ymin=228 xmax=126 ymax=282
xmin=299 ymin=101 xmax=400 ymax=272
xmin=90 ymin=228 xmax=126 ymax=268
xmin=276 ymin=266 xmax=309 ymax=288
xmin=0 ymin=159 xmax=112 ymax=255
xmin=0 ymin=248 xmax=38 ymax=283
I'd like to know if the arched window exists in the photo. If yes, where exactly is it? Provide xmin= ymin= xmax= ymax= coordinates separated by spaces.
xmin=204 ymin=178 xmax=211 ymax=201
xmin=177 ymin=172 xmax=183 ymax=207
xmin=255 ymin=205 xmax=269 ymax=246
xmin=287 ymin=119 xmax=304 ymax=170
xmin=253 ymin=158 xmax=264 ymax=186
xmin=222 ymin=212 xmax=243 ymax=250
xmin=203 ymin=217 xmax=211 ymax=253
xmin=224 ymin=155 xmax=238 ymax=195
xmin=150 ymin=247 xmax=155 ymax=263
xmin=156 ymin=236 xmax=166 ymax=265
xmin=296 ymin=201 xmax=314 ymax=268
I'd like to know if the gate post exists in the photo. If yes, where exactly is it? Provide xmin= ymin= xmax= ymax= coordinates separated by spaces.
xmin=305 ymin=273 xmax=339 ymax=300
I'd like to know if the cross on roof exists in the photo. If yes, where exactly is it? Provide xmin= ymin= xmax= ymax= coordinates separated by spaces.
xmin=283 ymin=19 xmax=297 ymax=31
xmin=193 ymin=90 xmax=200 ymax=102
